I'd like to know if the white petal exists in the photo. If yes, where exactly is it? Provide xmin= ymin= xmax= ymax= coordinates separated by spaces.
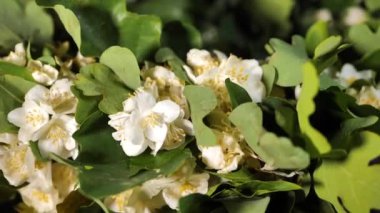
xmin=25 ymin=85 xmax=49 ymax=103
xmin=152 ymin=100 xmax=180 ymax=123
xmin=120 ymin=139 xmax=147 ymax=156
xmin=199 ymin=145 xmax=225 ymax=170
xmin=7 ymin=107 xmax=26 ymax=127
xmin=174 ymin=119 xmax=194 ymax=135
xmin=123 ymin=97 xmax=136 ymax=112
xmin=135 ymin=90 xmax=156 ymax=114
xmin=145 ymin=124 xmax=168 ymax=154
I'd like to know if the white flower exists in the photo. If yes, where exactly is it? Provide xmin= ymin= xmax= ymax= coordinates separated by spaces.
xmin=295 ymin=85 xmax=302 ymax=100
xmin=344 ymin=6 xmax=368 ymax=26
xmin=185 ymin=49 xmax=266 ymax=104
xmin=51 ymin=163 xmax=77 ymax=202
xmin=143 ymin=66 xmax=189 ymax=117
xmin=336 ymin=63 xmax=373 ymax=87
xmin=104 ymin=187 xmax=165 ymax=213
xmin=0 ymin=133 xmax=35 ymax=186
xmin=140 ymin=162 xmax=209 ymax=210
xmin=7 ymin=80 xmax=78 ymax=158
xmin=315 ymin=8 xmax=332 ymax=21
xmin=8 ymin=100 xmax=50 ymax=143
xmin=27 ymin=60 xmax=59 ymax=86
xmin=199 ymin=130 xmax=244 ymax=173
xmin=355 ymin=86 xmax=380 ymax=109
xmin=36 ymin=115 xmax=78 ymax=159
xmin=18 ymin=162 xmax=60 ymax=213
xmin=161 ymin=173 xmax=209 ymax=209
xmin=2 ymin=43 xmax=26 ymax=66
xmin=109 ymin=89 xmax=182 ymax=156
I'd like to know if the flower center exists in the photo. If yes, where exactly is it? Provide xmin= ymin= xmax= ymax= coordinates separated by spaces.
xmin=180 ymin=181 xmax=195 ymax=193
xmin=227 ymin=67 xmax=248 ymax=83
xmin=32 ymin=190 xmax=50 ymax=203
xmin=141 ymin=113 xmax=161 ymax=128
xmin=25 ymin=109 xmax=46 ymax=128
xmin=46 ymin=125 xmax=67 ymax=143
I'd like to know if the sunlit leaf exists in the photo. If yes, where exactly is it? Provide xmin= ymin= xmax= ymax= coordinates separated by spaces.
xmin=315 ymin=131 xmax=380 ymax=213
xmin=297 ymin=62 xmax=331 ymax=155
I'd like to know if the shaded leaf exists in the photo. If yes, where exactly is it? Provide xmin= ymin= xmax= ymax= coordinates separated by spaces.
xmin=179 ymin=194 xmax=227 ymax=213
xmin=0 ymin=61 xmax=34 ymax=82
xmin=0 ymin=0 xmax=53 ymax=53
xmin=52 ymin=5 xmax=81 ymax=50
xmin=71 ymin=87 xmax=100 ymax=125
xmin=118 ymin=13 xmax=162 ymax=62
xmin=155 ymin=47 xmax=190 ymax=82
xmin=0 ymin=75 xmax=35 ymax=133
xmin=225 ymin=78 xmax=252 ymax=109
xmin=184 ymin=85 xmax=217 ymax=147
xmin=223 ymin=197 xmax=270 ymax=213
xmin=262 ymin=64 xmax=276 ymax=95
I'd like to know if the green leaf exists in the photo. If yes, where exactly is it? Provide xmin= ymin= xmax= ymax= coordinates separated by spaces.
xmin=223 ymin=197 xmax=270 ymax=213
xmin=305 ymin=21 xmax=329 ymax=56
xmin=257 ymin=132 xmax=310 ymax=170
xmin=357 ymin=49 xmax=380 ymax=70
xmin=268 ymin=36 xmax=309 ymax=87
xmin=184 ymin=85 xmax=217 ymax=147
xmin=262 ymin=64 xmax=276 ymax=95
xmin=313 ymin=36 xmax=341 ymax=59
xmin=71 ymin=87 xmax=100 ymax=125
xmin=212 ymin=180 xmax=302 ymax=198
xmin=179 ymin=194 xmax=227 ymax=213
xmin=75 ymin=63 xmax=131 ymax=115
xmin=52 ymin=5 xmax=81 ymax=50
xmin=74 ymin=110 xmax=125 ymax=164
xmin=296 ymin=62 xmax=331 ymax=155
xmin=229 ymin=102 xmax=262 ymax=149
xmin=0 ymin=0 xmax=53 ymax=53
xmin=365 ymin=0 xmax=380 ymax=12
xmin=155 ymin=47 xmax=190 ymax=82
xmin=319 ymin=73 xmax=344 ymax=90
xmin=0 ymin=75 xmax=35 ymax=133
xmin=225 ymin=78 xmax=252 ymax=109
xmin=331 ymin=115 xmax=378 ymax=149
xmin=118 ymin=13 xmax=162 ymax=62
xmin=100 ymin=46 xmax=141 ymax=90
xmin=348 ymin=24 xmax=380 ymax=55
xmin=315 ymin=131 xmax=380 ymax=213
xmin=79 ymin=148 xmax=193 ymax=199
xmin=0 ymin=61 xmax=34 ymax=81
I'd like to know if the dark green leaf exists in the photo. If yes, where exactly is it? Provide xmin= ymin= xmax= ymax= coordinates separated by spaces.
xmin=179 ymin=194 xmax=227 ymax=213
xmin=225 ymin=78 xmax=252 ymax=109
xmin=71 ymin=87 xmax=100 ymax=125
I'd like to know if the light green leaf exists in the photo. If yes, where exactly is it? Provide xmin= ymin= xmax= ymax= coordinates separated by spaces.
xmin=75 ymin=63 xmax=131 ymax=115
xmin=0 ymin=61 xmax=34 ymax=81
xmin=297 ymin=62 xmax=331 ymax=155
xmin=184 ymin=85 xmax=217 ymax=147
xmin=305 ymin=21 xmax=329 ymax=55
xmin=313 ymin=36 xmax=342 ymax=59
xmin=0 ymin=0 xmax=53 ymax=53
xmin=258 ymin=132 xmax=310 ymax=170
xmin=262 ymin=64 xmax=276 ymax=95
xmin=0 ymin=75 xmax=35 ymax=133
xmin=52 ymin=5 xmax=81 ymax=50
xmin=348 ymin=24 xmax=380 ymax=55
xmin=225 ymin=78 xmax=252 ymax=109
xmin=229 ymin=102 xmax=262 ymax=148
xmin=223 ymin=197 xmax=270 ymax=213
xmin=315 ymin=131 xmax=380 ymax=213
xmin=100 ymin=46 xmax=141 ymax=90
xmin=268 ymin=36 xmax=309 ymax=87
xmin=118 ymin=13 xmax=162 ymax=62
xmin=365 ymin=0 xmax=380 ymax=12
